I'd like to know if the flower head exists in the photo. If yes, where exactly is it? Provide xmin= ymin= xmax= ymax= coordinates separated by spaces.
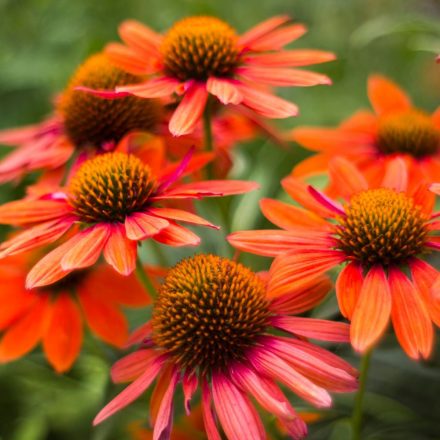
xmin=99 ymin=15 xmax=335 ymax=136
xmin=0 ymin=147 xmax=257 ymax=287
xmin=229 ymin=158 xmax=440 ymax=359
xmin=93 ymin=254 xmax=356 ymax=440
xmin=291 ymin=75 xmax=440 ymax=189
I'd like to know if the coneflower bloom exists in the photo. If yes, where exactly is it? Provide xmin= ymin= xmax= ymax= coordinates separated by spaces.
xmin=291 ymin=75 xmax=440 ymax=189
xmin=96 ymin=15 xmax=335 ymax=136
xmin=0 ymin=53 xmax=163 ymax=183
xmin=93 ymin=254 xmax=357 ymax=440
xmin=229 ymin=158 xmax=440 ymax=359
xmin=0 ymin=253 xmax=162 ymax=372
xmin=0 ymin=150 xmax=257 ymax=287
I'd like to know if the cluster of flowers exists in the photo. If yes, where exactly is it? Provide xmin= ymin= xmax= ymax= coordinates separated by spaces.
xmin=0 ymin=14 xmax=439 ymax=440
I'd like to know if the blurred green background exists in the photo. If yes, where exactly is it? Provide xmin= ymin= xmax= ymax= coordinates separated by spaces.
xmin=0 ymin=0 xmax=440 ymax=439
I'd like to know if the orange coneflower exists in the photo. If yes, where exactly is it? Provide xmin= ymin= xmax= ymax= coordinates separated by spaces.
xmin=0 ymin=148 xmax=257 ymax=287
xmin=229 ymin=158 xmax=440 ymax=359
xmin=0 ymin=252 xmax=164 ymax=373
xmin=291 ymin=75 xmax=440 ymax=189
xmin=93 ymin=254 xmax=357 ymax=440
xmin=86 ymin=16 xmax=335 ymax=136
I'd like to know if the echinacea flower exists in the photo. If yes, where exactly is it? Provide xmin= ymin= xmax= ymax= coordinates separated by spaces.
xmin=0 ymin=52 xmax=163 ymax=183
xmin=229 ymin=158 xmax=440 ymax=359
xmin=93 ymin=254 xmax=357 ymax=440
xmin=0 ymin=252 xmax=163 ymax=373
xmin=97 ymin=15 xmax=335 ymax=136
xmin=0 ymin=149 xmax=257 ymax=287
xmin=291 ymin=75 xmax=440 ymax=190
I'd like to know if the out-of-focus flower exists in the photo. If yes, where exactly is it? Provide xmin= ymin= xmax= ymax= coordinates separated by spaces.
xmin=94 ymin=15 xmax=335 ymax=136
xmin=0 ymin=252 xmax=163 ymax=372
xmin=291 ymin=75 xmax=440 ymax=190
xmin=229 ymin=158 xmax=440 ymax=359
xmin=93 ymin=254 xmax=357 ymax=440
xmin=0 ymin=148 xmax=257 ymax=287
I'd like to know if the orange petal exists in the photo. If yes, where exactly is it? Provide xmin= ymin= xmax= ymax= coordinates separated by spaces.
xmin=78 ymin=289 xmax=128 ymax=347
xmin=125 ymin=211 xmax=169 ymax=240
xmin=42 ymin=294 xmax=83 ymax=373
xmin=245 ymin=49 xmax=336 ymax=67
xmin=0 ymin=295 xmax=50 ymax=361
xmin=105 ymin=42 xmax=153 ymax=75
xmin=248 ymin=24 xmax=307 ymax=51
xmin=169 ymin=84 xmax=208 ymax=136
xmin=381 ymin=157 xmax=408 ymax=192
xmin=389 ymin=268 xmax=433 ymax=359
xmin=103 ymin=224 xmax=137 ymax=275
xmin=328 ymin=157 xmax=368 ymax=199
xmin=368 ymin=75 xmax=412 ymax=116
xmin=336 ymin=262 xmax=364 ymax=319
xmin=147 ymin=207 xmax=219 ymax=229
xmin=207 ymin=77 xmax=243 ymax=105
xmin=239 ymin=15 xmax=291 ymax=47
xmin=291 ymin=153 xmax=332 ymax=178
xmin=350 ymin=266 xmax=391 ymax=353
xmin=117 ymin=77 xmax=180 ymax=98
xmin=153 ymin=222 xmax=200 ymax=247
xmin=118 ymin=20 xmax=162 ymax=57
xmin=0 ymin=285 xmax=36 ymax=330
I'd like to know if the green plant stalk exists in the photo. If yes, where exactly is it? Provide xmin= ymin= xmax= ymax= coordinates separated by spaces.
xmin=135 ymin=256 xmax=158 ymax=300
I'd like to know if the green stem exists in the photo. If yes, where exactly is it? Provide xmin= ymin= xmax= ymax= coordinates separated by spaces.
xmin=135 ymin=256 xmax=158 ymax=300
xmin=351 ymin=349 xmax=373 ymax=440
xmin=203 ymin=98 xmax=214 ymax=178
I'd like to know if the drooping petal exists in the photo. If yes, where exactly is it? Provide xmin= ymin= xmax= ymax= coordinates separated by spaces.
xmin=111 ymin=349 xmax=157 ymax=383
xmin=182 ymin=372 xmax=198 ymax=415
xmin=350 ymin=266 xmax=392 ymax=353
xmin=368 ymin=75 xmax=412 ymax=115
xmin=381 ymin=157 xmax=408 ymax=192
xmin=238 ymin=15 xmax=291 ymax=47
xmin=336 ymin=262 xmax=364 ymax=319
xmin=153 ymin=222 xmax=201 ymax=247
xmin=0 ymin=282 xmax=35 ymax=330
xmin=201 ymin=381 xmax=222 ymax=440
xmin=117 ymin=77 xmax=181 ymax=98
xmin=169 ymin=83 xmax=209 ymax=136
xmin=147 ymin=207 xmax=219 ymax=229
xmin=125 ymin=212 xmax=169 ymax=241
xmin=389 ymin=268 xmax=433 ymax=359
xmin=245 ymin=49 xmax=336 ymax=67
xmin=207 ymin=77 xmax=243 ymax=105
xmin=328 ymin=157 xmax=368 ymax=199
xmin=103 ymin=223 xmax=137 ymax=275
xmin=42 ymin=294 xmax=83 ymax=373
xmin=125 ymin=321 xmax=153 ymax=347
xmin=211 ymin=374 xmax=265 ymax=440
xmin=61 ymin=225 xmax=111 ymax=271
xmin=93 ymin=354 xmax=164 ymax=425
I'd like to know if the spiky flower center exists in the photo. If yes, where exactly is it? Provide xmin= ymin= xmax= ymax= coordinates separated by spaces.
xmin=377 ymin=110 xmax=439 ymax=158
xmin=161 ymin=16 xmax=240 ymax=81
xmin=336 ymin=188 xmax=428 ymax=266
xmin=69 ymin=152 xmax=155 ymax=223
xmin=152 ymin=254 xmax=270 ymax=374
xmin=60 ymin=53 xmax=162 ymax=148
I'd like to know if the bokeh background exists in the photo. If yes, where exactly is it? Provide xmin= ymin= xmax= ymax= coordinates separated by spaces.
xmin=0 ymin=0 xmax=439 ymax=439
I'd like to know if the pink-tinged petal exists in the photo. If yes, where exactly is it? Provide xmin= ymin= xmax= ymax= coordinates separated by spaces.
xmin=231 ymin=365 xmax=293 ymax=419
xmin=153 ymin=222 xmax=200 ymax=247
xmin=247 ymin=24 xmax=307 ymax=51
xmin=169 ymin=84 xmax=208 ymax=136
xmin=268 ymin=250 xmax=345 ymax=298
xmin=251 ymin=348 xmax=332 ymax=408
xmin=328 ymin=157 xmax=368 ymax=199
xmin=118 ymin=20 xmax=162 ymax=57
xmin=93 ymin=354 xmax=164 ymax=425
xmin=272 ymin=315 xmax=350 ymax=342
xmin=368 ymin=75 xmax=412 ymax=116
xmin=211 ymin=375 xmax=265 ymax=440
xmin=227 ymin=229 xmax=336 ymax=257
xmin=381 ymin=157 xmax=408 ymax=192
xmin=74 ymin=86 xmax=130 ymax=99
xmin=269 ymin=275 xmax=332 ymax=313
xmin=155 ymin=180 xmax=259 ymax=200
xmin=207 ymin=77 xmax=243 ymax=105
xmin=336 ymin=262 xmax=364 ymax=319
xmin=245 ymin=49 xmax=336 ymax=67
xmin=239 ymin=15 xmax=291 ymax=47
xmin=237 ymin=66 xmax=331 ymax=87
xmin=0 ymin=218 xmax=73 ymax=258
xmin=237 ymin=83 xmax=298 ymax=118
xmin=153 ymin=368 xmax=179 ymax=440
xmin=430 ymin=183 xmax=440 ymax=195
xmin=389 ymin=268 xmax=433 ymax=359
xmin=61 ymin=225 xmax=110 ymax=271
xmin=111 ymin=349 xmax=157 ymax=383
xmin=268 ymin=337 xmax=358 ymax=392
xmin=307 ymin=186 xmax=345 ymax=216
xmin=280 ymin=417 xmax=308 ymax=440
xmin=182 ymin=373 xmax=198 ymax=415
xmin=351 ymin=266 xmax=392 ymax=353
xmin=0 ymin=120 xmax=56 ymax=145
xmin=117 ymin=77 xmax=180 ymax=98
xmin=156 ymin=146 xmax=194 ymax=192
xmin=0 ymin=199 xmax=71 ymax=225
xmin=201 ymin=381 xmax=222 ymax=440
xmin=106 ymin=42 xmax=155 ymax=75
xmin=125 ymin=212 xmax=169 ymax=240
xmin=125 ymin=321 xmax=153 ymax=347
xmin=103 ymin=223 xmax=137 ymax=275
xmin=147 ymin=207 xmax=219 ymax=230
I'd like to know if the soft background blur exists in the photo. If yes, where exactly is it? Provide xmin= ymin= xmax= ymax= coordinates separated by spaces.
xmin=0 ymin=0 xmax=439 ymax=439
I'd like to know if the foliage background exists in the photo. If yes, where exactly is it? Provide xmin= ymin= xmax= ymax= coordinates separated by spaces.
xmin=0 ymin=0 xmax=439 ymax=439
